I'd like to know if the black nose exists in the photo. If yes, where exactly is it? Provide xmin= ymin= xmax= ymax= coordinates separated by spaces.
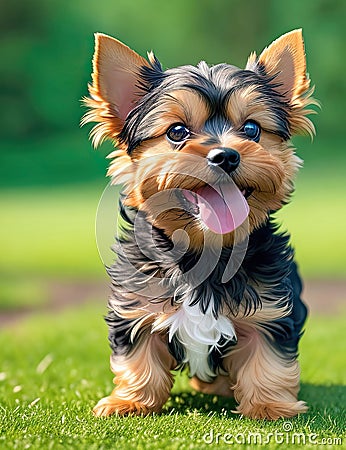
xmin=207 ymin=147 xmax=240 ymax=174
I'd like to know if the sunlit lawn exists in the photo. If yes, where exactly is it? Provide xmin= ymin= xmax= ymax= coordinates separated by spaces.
xmin=0 ymin=303 xmax=345 ymax=449
xmin=276 ymin=167 xmax=346 ymax=278
xmin=0 ymin=184 xmax=105 ymax=279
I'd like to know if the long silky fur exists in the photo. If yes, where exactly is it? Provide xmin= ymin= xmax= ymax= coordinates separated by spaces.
xmin=106 ymin=208 xmax=307 ymax=375
xmin=84 ymin=30 xmax=315 ymax=419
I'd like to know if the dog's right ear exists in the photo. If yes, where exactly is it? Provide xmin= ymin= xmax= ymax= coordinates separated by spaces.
xmin=82 ymin=33 xmax=151 ymax=148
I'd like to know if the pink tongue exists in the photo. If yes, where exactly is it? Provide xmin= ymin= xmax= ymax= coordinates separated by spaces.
xmin=184 ymin=183 xmax=249 ymax=234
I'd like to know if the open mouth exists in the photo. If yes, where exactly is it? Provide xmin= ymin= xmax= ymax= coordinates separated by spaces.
xmin=177 ymin=182 xmax=253 ymax=235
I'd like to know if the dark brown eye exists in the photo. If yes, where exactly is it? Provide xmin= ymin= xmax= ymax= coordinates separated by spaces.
xmin=166 ymin=124 xmax=190 ymax=143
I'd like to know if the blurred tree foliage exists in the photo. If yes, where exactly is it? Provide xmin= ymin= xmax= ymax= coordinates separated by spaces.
xmin=1 ymin=0 xmax=345 ymax=185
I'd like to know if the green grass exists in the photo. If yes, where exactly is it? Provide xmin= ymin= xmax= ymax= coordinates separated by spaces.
xmin=0 ymin=304 xmax=345 ymax=449
xmin=276 ymin=166 xmax=346 ymax=278
xmin=0 ymin=185 xmax=105 ymax=280
xmin=0 ymin=277 xmax=48 ymax=310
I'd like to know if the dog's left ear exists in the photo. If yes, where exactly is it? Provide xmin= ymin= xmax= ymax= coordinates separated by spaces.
xmin=82 ymin=33 xmax=153 ymax=148
xmin=246 ymin=29 xmax=316 ymax=135
xmin=246 ymin=29 xmax=310 ymax=104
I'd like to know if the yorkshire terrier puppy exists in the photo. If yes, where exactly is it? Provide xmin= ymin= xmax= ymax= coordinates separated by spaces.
xmin=82 ymin=29 xmax=315 ymax=420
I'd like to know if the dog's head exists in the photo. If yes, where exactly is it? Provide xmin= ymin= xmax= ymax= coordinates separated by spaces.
xmin=82 ymin=30 xmax=315 ymax=251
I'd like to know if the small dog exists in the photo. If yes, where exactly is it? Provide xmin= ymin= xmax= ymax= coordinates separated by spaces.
xmin=82 ymin=29 xmax=315 ymax=420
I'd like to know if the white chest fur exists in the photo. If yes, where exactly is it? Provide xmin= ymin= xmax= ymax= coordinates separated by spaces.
xmin=154 ymin=297 xmax=237 ymax=382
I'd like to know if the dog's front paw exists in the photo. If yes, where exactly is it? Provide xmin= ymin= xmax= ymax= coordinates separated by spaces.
xmin=93 ymin=396 xmax=152 ymax=417
xmin=237 ymin=400 xmax=308 ymax=420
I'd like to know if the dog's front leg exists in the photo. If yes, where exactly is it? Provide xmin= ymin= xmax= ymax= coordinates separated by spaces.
xmin=93 ymin=332 xmax=175 ymax=417
xmin=225 ymin=323 xmax=307 ymax=420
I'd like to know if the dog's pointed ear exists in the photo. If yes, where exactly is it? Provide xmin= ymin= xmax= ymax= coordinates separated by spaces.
xmin=82 ymin=34 xmax=156 ymax=148
xmin=246 ymin=29 xmax=316 ymax=137
xmin=246 ymin=29 xmax=310 ymax=104
xmin=92 ymin=33 xmax=150 ymax=120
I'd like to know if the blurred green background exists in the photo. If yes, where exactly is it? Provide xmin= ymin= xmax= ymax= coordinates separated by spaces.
xmin=1 ymin=0 xmax=345 ymax=314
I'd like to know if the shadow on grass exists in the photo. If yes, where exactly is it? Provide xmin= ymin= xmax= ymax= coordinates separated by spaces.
xmin=164 ymin=383 xmax=346 ymax=418
xmin=300 ymin=383 xmax=346 ymax=413
xmin=166 ymin=390 xmax=236 ymax=415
